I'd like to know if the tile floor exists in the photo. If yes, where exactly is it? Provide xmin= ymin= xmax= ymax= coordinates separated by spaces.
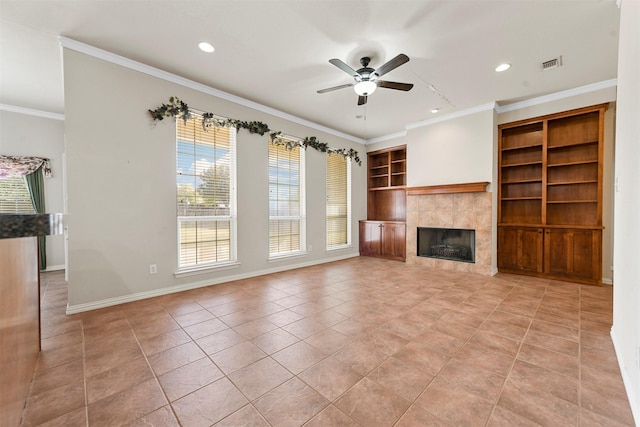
xmin=21 ymin=257 xmax=635 ymax=426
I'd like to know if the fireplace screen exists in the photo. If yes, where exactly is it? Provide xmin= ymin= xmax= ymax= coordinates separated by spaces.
xmin=417 ymin=227 xmax=475 ymax=263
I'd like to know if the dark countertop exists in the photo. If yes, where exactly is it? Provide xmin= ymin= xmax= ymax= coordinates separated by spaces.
xmin=0 ymin=214 xmax=64 ymax=239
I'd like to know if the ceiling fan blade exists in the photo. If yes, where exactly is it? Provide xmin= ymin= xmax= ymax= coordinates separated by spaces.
xmin=377 ymin=80 xmax=414 ymax=91
xmin=317 ymin=83 xmax=354 ymax=94
xmin=329 ymin=58 xmax=360 ymax=78
xmin=358 ymin=95 xmax=367 ymax=106
xmin=374 ymin=53 xmax=410 ymax=77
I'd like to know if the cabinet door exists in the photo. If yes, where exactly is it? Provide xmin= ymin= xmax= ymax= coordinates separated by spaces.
xmin=381 ymin=222 xmax=406 ymax=261
xmin=359 ymin=221 xmax=382 ymax=257
xmin=544 ymin=229 xmax=601 ymax=283
xmin=498 ymin=227 xmax=543 ymax=273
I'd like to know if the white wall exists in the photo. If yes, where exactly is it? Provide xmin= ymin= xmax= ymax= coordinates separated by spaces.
xmin=406 ymin=109 xmax=495 ymax=189
xmin=63 ymin=49 xmax=366 ymax=311
xmin=403 ymin=109 xmax=497 ymax=273
xmin=611 ymin=0 xmax=640 ymax=422
xmin=0 ymin=110 xmax=66 ymax=270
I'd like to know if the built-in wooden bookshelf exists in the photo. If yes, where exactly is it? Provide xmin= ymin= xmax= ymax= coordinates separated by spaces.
xmin=367 ymin=147 xmax=406 ymax=190
xmin=498 ymin=104 xmax=606 ymax=285
xmin=361 ymin=145 xmax=407 ymax=261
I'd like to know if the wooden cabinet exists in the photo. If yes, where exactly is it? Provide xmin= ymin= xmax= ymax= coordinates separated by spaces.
xmin=1 ymin=237 xmax=40 ymax=427
xmin=498 ymin=227 xmax=543 ymax=273
xmin=360 ymin=146 xmax=407 ymax=261
xmin=382 ymin=222 xmax=406 ymax=261
xmin=498 ymin=104 xmax=606 ymax=285
xmin=544 ymin=228 xmax=602 ymax=283
xmin=359 ymin=220 xmax=406 ymax=261
xmin=359 ymin=221 xmax=382 ymax=257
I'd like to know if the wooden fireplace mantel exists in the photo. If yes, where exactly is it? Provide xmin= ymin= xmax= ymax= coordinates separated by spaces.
xmin=406 ymin=182 xmax=489 ymax=196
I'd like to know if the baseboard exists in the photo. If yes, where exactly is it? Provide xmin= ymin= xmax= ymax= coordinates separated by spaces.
xmin=66 ymin=252 xmax=359 ymax=314
xmin=602 ymin=276 xmax=613 ymax=285
xmin=610 ymin=326 xmax=640 ymax=425
xmin=42 ymin=264 xmax=65 ymax=272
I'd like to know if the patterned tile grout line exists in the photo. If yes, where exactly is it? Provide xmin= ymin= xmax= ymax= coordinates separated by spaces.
xmin=481 ymin=277 xmax=550 ymax=426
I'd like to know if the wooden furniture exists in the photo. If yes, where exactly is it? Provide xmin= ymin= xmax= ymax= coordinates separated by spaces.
xmin=0 ymin=236 xmax=40 ymax=427
xmin=497 ymin=104 xmax=606 ymax=285
xmin=359 ymin=146 xmax=407 ymax=261
xmin=359 ymin=220 xmax=406 ymax=261
xmin=0 ymin=214 xmax=63 ymax=427
xmin=406 ymin=182 xmax=490 ymax=195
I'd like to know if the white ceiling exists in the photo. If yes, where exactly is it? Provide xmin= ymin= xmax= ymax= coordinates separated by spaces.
xmin=0 ymin=0 xmax=620 ymax=141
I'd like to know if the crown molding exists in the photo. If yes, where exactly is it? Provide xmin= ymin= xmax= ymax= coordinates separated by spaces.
xmin=370 ymin=78 xmax=617 ymax=142
xmin=495 ymin=79 xmax=618 ymax=114
xmin=365 ymin=130 xmax=407 ymax=145
xmin=405 ymin=102 xmax=497 ymax=131
xmin=0 ymin=103 xmax=64 ymax=121
xmin=56 ymin=37 xmax=617 ymax=146
xmin=58 ymin=36 xmax=365 ymax=145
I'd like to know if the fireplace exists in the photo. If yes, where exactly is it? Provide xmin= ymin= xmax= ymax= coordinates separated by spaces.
xmin=417 ymin=227 xmax=475 ymax=263
xmin=406 ymin=188 xmax=491 ymax=274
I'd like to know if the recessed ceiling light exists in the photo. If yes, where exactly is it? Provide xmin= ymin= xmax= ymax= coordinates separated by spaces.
xmin=495 ymin=63 xmax=511 ymax=72
xmin=431 ymin=108 xmax=439 ymax=114
xmin=198 ymin=42 xmax=215 ymax=53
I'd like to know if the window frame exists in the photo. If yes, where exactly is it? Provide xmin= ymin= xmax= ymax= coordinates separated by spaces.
xmin=326 ymin=152 xmax=351 ymax=251
xmin=175 ymin=112 xmax=238 ymax=275
xmin=267 ymin=139 xmax=306 ymax=260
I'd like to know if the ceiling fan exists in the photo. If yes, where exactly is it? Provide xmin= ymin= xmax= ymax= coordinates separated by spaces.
xmin=317 ymin=54 xmax=414 ymax=105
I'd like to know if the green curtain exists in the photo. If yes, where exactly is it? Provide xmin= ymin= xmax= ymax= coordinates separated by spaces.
xmin=24 ymin=165 xmax=46 ymax=270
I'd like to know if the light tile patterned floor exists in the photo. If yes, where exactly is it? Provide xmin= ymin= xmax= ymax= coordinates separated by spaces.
xmin=23 ymin=257 xmax=635 ymax=426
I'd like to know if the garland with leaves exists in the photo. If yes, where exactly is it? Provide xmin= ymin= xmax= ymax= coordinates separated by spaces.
xmin=149 ymin=97 xmax=361 ymax=165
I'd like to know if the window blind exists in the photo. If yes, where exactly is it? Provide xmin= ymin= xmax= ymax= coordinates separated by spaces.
xmin=326 ymin=152 xmax=350 ymax=249
xmin=0 ymin=177 xmax=35 ymax=213
xmin=268 ymin=141 xmax=305 ymax=257
xmin=176 ymin=113 xmax=236 ymax=268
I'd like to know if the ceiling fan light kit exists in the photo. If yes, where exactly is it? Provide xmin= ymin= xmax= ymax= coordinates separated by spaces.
xmin=318 ymin=53 xmax=413 ymax=105
xmin=354 ymin=81 xmax=377 ymax=96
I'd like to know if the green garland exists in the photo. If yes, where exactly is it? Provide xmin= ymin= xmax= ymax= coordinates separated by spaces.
xmin=148 ymin=97 xmax=191 ymax=122
xmin=149 ymin=97 xmax=361 ymax=165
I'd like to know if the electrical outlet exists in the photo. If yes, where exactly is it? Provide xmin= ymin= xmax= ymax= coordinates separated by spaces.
xmin=149 ymin=264 xmax=157 ymax=275
xmin=308 ymin=245 xmax=312 ymax=252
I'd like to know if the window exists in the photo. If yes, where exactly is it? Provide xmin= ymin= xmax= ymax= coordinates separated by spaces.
xmin=268 ymin=141 xmax=305 ymax=258
xmin=176 ymin=113 xmax=236 ymax=269
xmin=326 ymin=153 xmax=351 ymax=249
xmin=0 ymin=177 xmax=35 ymax=213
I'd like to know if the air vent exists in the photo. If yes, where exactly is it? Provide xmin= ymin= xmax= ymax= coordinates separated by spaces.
xmin=542 ymin=56 xmax=563 ymax=70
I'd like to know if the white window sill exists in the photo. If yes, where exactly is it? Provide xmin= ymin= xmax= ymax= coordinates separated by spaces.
xmin=174 ymin=261 xmax=241 ymax=278
xmin=268 ymin=251 xmax=308 ymax=263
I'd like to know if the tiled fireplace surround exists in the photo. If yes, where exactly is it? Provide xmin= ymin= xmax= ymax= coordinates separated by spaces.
xmin=406 ymin=189 xmax=493 ymax=275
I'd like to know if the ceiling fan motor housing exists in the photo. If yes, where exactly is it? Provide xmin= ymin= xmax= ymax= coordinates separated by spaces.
xmin=357 ymin=57 xmax=377 ymax=82
xmin=318 ymin=53 xmax=413 ymax=105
